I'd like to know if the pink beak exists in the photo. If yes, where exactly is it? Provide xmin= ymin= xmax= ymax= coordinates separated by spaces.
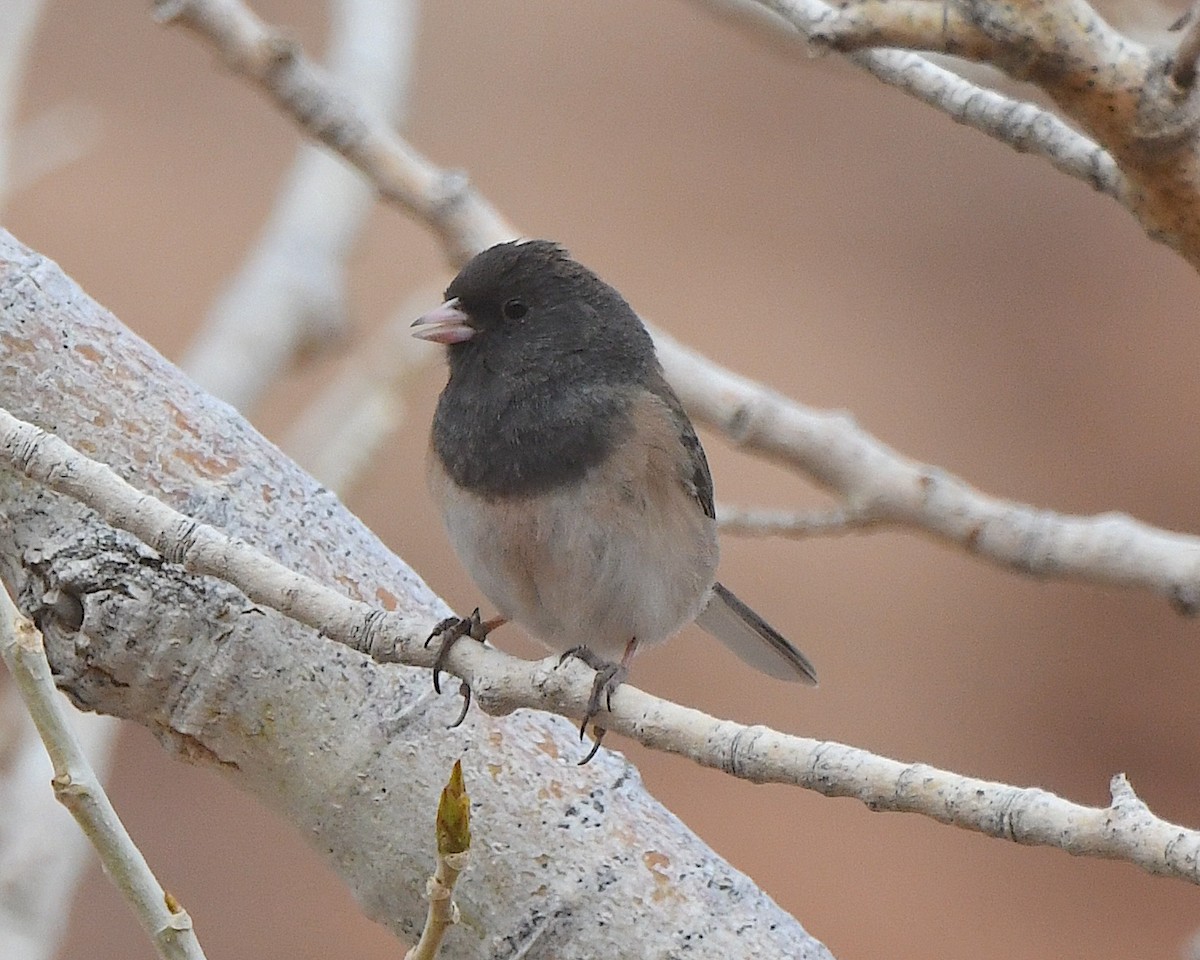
xmin=411 ymin=298 xmax=476 ymax=344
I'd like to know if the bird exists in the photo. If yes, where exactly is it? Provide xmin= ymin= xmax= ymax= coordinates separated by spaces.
xmin=412 ymin=239 xmax=817 ymax=761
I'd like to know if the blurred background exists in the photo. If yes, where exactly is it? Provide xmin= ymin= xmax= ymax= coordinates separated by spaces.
xmin=4 ymin=0 xmax=1199 ymax=957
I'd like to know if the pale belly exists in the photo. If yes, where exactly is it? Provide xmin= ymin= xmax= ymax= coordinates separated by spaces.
xmin=430 ymin=457 xmax=718 ymax=661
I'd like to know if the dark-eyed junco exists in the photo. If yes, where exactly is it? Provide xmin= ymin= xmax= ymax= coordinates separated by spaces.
xmin=413 ymin=240 xmax=816 ymax=760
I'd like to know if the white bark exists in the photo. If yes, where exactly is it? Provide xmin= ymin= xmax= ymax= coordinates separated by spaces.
xmin=0 ymin=0 xmax=45 ymax=204
xmin=0 ymin=6 xmax=119 ymax=959
xmin=0 ymin=599 xmax=205 ymax=960
xmin=0 ymin=230 xmax=830 ymax=957
xmin=0 ymin=704 xmax=118 ymax=960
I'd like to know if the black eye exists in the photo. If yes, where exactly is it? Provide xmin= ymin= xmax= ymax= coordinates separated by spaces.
xmin=502 ymin=298 xmax=528 ymax=320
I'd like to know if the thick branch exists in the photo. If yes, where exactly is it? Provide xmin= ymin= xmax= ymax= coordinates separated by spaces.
xmin=759 ymin=0 xmax=1200 ymax=268
xmin=0 ymin=228 xmax=828 ymax=959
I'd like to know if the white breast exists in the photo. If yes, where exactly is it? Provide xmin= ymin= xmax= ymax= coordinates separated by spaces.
xmin=429 ymin=435 xmax=718 ymax=662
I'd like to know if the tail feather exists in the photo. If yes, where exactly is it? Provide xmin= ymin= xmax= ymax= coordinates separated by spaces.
xmin=695 ymin=582 xmax=818 ymax=684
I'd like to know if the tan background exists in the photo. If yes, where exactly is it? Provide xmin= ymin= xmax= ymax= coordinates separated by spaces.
xmin=6 ymin=1 xmax=1199 ymax=957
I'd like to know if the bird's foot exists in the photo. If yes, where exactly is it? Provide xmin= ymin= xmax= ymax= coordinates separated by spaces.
xmin=558 ymin=646 xmax=629 ymax=765
xmin=425 ymin=608 xmax=503 ymax=727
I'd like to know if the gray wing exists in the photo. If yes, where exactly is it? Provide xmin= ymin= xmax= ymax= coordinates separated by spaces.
xmin=644 ymin=370 xmax=815 ymax=683
xmin=644 ymin=369 xmax=715 ymax=520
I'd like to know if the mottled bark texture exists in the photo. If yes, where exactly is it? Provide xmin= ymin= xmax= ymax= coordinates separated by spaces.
xmin=0 ymin=230 xmax=829 ymax=957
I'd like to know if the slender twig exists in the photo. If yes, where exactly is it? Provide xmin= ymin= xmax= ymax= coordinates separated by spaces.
xmin=849 ymin=46 xmax=1119 ymax=195
xmin=2 ymin=404 xmax=1197 ymax=886
xmin=184 ymin=0 xmax=420 ymax=410
xmin=658 ymin=325 xmax=1200 ymax=609
xmin=0 ymin=699 xmax=120 ymax=960
xmin=0 ymin=594 xmax=208 ymax=960
xmin=750 ymin=0 xmax=1200 ymax=270
xmin=152 ymin=0 xmax=512 ymax=266
xmin=0 ymin=8 xmax=112 ymax=958
xmin=809 ymin=0 xmax=1001 ymax=60
xmin=404 ymin=760 xmax=470 ymax=960
xmin=689 ymin=0 xmax=1121 ymax=196
xmin=717 ymin=503 xmax=882 ymax=538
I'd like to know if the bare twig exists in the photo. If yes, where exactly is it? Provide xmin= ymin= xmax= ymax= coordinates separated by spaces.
xmin=691 ymin=0 xmax=1121 ymax=196
xmin=808 ymin=0 xmax=1001 ymax=60
xmin=751 ymin=0 xmax=1200 ymax=269
xmin=2 ymin=403 xmax=1197 ymax=886
xmin=848 ymin=48 xmax=1120 ymax=195
xmin=404 ymin=760 xmax=470 ymax=960
xmin=717 ymin=503 xmax=881 ymax=538
xmin=152 ymin=0 xmax=512 ymax=266
xmin=183 ymin=0 xmax=421 ymax=410
xmin=654 ymin=328 xmax=1200 ymax=611
xmin=0 ymin=595 xmax=207 ymax=960
xmin=0 ymin=7 xmax=113 ymax=957
xmin=0 ymin=705 xmax=119 ymax=960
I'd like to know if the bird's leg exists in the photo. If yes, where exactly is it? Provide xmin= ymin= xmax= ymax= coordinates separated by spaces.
xmin=425 ymin=608 xmax=507 ymax=727
xmin=559 ymin=638 xmax=639 ymax=764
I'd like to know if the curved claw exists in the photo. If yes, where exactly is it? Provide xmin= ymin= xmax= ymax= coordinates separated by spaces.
xmin=559 ymin=647 xmax=627 ymax=765
xmin=425 ymin=615 xmax=461 ymax=650
xmin=578 ymin=726 xmax=605 ymax=765
xmin=425 ymin=607 xmax=504 ymax=727
xmin=449 ymin=681 xmax=472 ymax=728
xmin=427 ymin=607 xmax=485 ymax=694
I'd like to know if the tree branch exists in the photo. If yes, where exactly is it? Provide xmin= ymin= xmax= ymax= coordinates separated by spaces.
xmin=0 ymin=698 xmax=120 ymax=960
xmin=690 ymin=0 xmax=1122 ymax=196
xmin=183 ymin=0 xmax=420 ymax=410
xmin=654 ymin=328 xmax=1200 ymax=610
xmin=1 ymin=349 xmax=1196 ymax=886
xmin=0 ymin=228 xmax=829 ymax=959
xmin=716 ymin=503 xmax=881 ymax=538
xmin=755 ymin=0 xmax=1200 ymax=268
xmin=0 ymin=7 xmax=115 ymax=958
xmin=152 ymin=0 xmax=511 ymax=266
xmin=0 ymin=596 xmax=207 ymax=960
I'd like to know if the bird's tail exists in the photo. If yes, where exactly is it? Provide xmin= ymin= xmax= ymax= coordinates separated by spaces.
xmin=695 ymin=582 xmax=818 ymax=684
